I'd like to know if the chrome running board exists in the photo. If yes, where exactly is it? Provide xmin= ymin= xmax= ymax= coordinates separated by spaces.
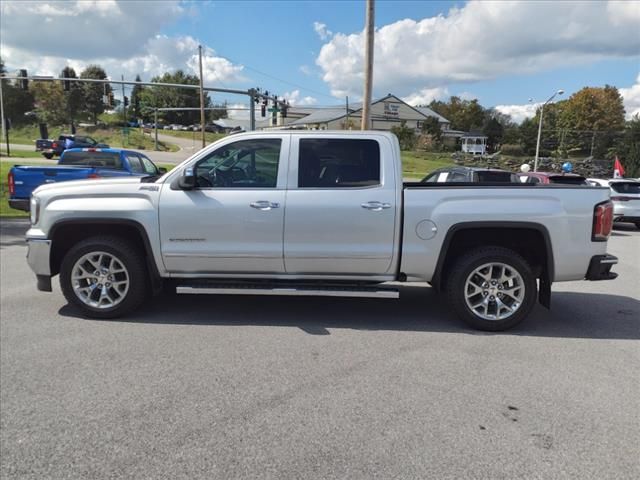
xmin=176 ymin=283 xmax=399 ymax=299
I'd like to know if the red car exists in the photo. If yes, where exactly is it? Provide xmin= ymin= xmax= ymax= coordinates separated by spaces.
xmin=517 ymin=172 xmax=589 ymax=185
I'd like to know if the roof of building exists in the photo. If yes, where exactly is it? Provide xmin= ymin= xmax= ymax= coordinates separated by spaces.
xmin=415 ymin=106 xmax=449 ymax=123
xmin=289 ymin=108 xmax=347 ymax=125
xmin=288 ymin=94 xmax=451 ymax=126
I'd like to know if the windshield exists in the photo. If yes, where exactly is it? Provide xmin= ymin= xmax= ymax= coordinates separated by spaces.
xmin=610 ymin=182 xmax=640 ymax=194
xmin=476 ymin=171 xmax=517 ymax=183
xmin=549 ymin=176 xmax=587 ymax=185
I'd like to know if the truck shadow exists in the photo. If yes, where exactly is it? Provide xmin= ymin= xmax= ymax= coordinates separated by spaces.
xmin=60 ymin=285 xmax=640 ymax=340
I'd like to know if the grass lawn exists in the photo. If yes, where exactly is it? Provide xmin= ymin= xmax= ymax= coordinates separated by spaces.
xmin=159 ymin=129 xmax=227 ymax=144
xmin=0 ymin=149 xmax=48 ymax=160
xmin=401 ymin=151 xmax=455 ymax=179
xmin=5 ymin=125 xmax=179 ymax=152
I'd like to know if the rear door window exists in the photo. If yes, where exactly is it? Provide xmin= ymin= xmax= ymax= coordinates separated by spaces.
xmin=298 ymin=138 xmax=380 ymax=188
xmin=126 ymin=153 xmax=144 ymax=173
xmin=60 ymin=151 xmax=122 ymax=168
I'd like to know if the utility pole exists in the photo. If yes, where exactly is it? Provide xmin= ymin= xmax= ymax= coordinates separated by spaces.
xmin=346 ymin=96 xmax=349 ymax=129
xmin=198 ymin=45 xmax=206 ymax=148
xmin=121 ymin=75 xmax=126 ymax=123
xmin=361 ymin=0 xmax=375 ymax=130
xmin=154 ymin=108 xmax=159 ymax=151
xmin=0 ymin=75 xmax=8 ymax=156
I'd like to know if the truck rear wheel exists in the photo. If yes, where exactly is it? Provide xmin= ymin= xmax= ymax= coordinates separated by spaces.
xmin=60 ymin=236 xmax=148 ymax=319
xmin=43 ymin=153 xmax=54 ymax=159
xmin=445 ymin=246 xmax=537 ymax=331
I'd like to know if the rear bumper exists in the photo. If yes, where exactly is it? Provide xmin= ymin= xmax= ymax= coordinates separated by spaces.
xmin=585 ymin=254 xmax=618 ymax=281
xmin=26 ymin=238 xmax=52 ymax=292
xmin=613 ymin=215 xmax=640 ymax=224
xmin=8 ymin=198 xmax=30 ymax=211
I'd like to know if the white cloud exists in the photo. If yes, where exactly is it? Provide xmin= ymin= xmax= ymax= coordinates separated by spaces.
xmin=494 ymin=103 xmax=541 ymax=124
xmin=402 ymin=87 xmax=449 ymax=106
xmin=1 ymin=1 xmax=183 ymax=60
xmin=316 ymin=1 xmax=640 ymax=99
xmin=620 ymin=73 xmax=640 ymax=119
xmin=0 ymin=1 xmax=246 ymax=86
xmin=283 ymin=90 xmax=318 ymax=106
xmin=313 ymin=21 xmax=333 ymax=41
xmin=299 ymin=65 xmax=312 ymax=76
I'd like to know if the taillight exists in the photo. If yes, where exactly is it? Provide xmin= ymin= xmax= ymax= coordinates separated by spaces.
xmin=52 ymin=142 xmax=58 ymax=149
xmin=592 ymin=200 xmax=613 ymax=242
xmin=88 ymin=173 xmax=100 ymax=179
xmin=8 ymin=171 xmax=15 ymax=195
xmin=610 ymin=196 xmax=630 ymax=201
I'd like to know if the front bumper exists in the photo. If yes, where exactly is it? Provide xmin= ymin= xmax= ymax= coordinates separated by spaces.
xmin=585 ymin=254 xmax=618 ymax=281
xmin=8 ymin=198 xmax=30 ymax=212
xmin=26 ymin=238 xmax=52 ymax=292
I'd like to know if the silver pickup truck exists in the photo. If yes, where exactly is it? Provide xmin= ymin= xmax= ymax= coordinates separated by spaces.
xmin=25 ymin=131 xmax=618 ymax=330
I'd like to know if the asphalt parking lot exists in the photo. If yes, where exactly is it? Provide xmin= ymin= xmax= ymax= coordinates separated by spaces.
xmin=1 ymin=219 xmax=638 ymax=479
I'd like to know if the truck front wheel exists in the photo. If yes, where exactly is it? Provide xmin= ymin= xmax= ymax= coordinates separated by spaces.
xmin=60 ymin=236 xmax=148 ymax=319
xmin=445 ymin=246 xmax=537 ymax=331
xmin=43 ymin=153 xmax=54 ymax=159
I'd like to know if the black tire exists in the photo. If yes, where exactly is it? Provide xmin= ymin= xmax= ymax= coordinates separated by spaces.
xmin=43 ymin=153 xmax=54 ymax=159
xmin=60 ymin=236 xmax=148 ymax=319
xmin=635 ymin=222 xmax=640 ymax=230
xmin=445 ymin=246 xmax=537 ymax=331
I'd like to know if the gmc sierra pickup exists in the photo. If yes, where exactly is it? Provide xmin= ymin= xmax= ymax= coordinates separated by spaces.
xmin=25 ymin=131 xmax=618 ymax=330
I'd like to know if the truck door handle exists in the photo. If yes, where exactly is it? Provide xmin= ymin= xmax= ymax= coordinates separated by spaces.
xmin=361 ymin=201 xmax=391 ymax=211
xmin=250 ymin=200 xmax=280 ymax=210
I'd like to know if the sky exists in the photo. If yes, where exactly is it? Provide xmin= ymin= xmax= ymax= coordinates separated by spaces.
xmin=1 ymin=0 xmax=639 ymax=122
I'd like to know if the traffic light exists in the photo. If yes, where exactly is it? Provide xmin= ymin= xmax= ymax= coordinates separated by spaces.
xmin=104 ymin=91 xmax=115 ymax=107
xmin=261 ymin=104 xmax=266 ymax=117
xmin=19 ymin=69 xmax=28 ymax=90
xmin=123 ymin=96 xmax=129 ymax=107
xmin=281 ymin=101 xmax=288 ymax=118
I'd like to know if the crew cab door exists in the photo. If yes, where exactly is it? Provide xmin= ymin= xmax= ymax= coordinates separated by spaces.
xmin=158 ymin=135 xmax=289 ymax=274
xmin=283 ymin=135 xmax=398 ymax=275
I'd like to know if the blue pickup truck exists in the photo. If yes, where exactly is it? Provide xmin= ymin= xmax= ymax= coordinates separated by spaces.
xmin=8 ymin=148 xmax=165 ymax=211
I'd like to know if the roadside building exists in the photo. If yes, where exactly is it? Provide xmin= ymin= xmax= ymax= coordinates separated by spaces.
xmin=282 ymin=94 xmax=451 ymax=133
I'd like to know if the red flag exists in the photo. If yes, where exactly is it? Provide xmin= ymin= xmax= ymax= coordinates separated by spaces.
xmin=613 ymin=156 xmax=625 ymax=178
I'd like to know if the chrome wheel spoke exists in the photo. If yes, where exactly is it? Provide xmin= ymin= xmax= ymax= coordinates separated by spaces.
xmin=464 ymin=262 xmax=525 ymax=321
xmin=71 ymin=251 xmax=129 ymax=309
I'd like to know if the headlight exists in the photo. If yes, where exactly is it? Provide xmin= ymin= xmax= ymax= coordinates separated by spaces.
xmin=30 ymin=196 xmax=40 ymax=225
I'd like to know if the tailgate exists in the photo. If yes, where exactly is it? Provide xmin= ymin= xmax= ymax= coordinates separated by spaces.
xmin=11 ymin=166 xmax=93 ymax=198
xmin=35 ymin=140 xmax=53 ymax=151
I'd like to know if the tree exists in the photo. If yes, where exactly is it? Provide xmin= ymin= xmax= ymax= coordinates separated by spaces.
xmin=31 ymin=81 xmax=67 ymax=125
xmin=0 ymin=57 xmax=35 ymax=126
xmin=420 ymin=116 xmax=442 ymax=148
xmin=483 ymin=117 xmax=504 ymax=153
xmin=130 ymin=74 xmax=143 ymax=120
xmin=138 ymin=70 xmax=210 ymax=124
xmin=559 ymin=86 xmax=625 ymax=157
xmin=390 ymin=121 xmax=416 ymax=150
xmin=614 ymin=115 xmax=640 ymax=177
xmin=61 ymin=66 xmax=83 ymax=128
xmin=429 ymin=96 xmax=485 ymax=132
xmin=80 ymin=64 xmax=111 ymax=123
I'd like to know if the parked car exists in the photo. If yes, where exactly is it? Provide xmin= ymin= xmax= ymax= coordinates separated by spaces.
xmin=518 ymin=171 xmax=589 ymax=185
xmin=8 ymin=148 xmax=165 ymax=211
xmin=587 ymin=178 xmax=640 ymax=228
xmin=35 ymin=134 xmax=109 ymax=159
xmin=24 ymin=131 xmax=617 ymax=331
xmin=421 ymin=166 xmax=519 ymax=183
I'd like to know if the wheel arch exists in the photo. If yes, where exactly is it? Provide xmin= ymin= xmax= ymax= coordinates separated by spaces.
xmin=48 ymin=218 xmax=162 ymax=293
xmin=432 ymin=221 xmax=554 ymax=307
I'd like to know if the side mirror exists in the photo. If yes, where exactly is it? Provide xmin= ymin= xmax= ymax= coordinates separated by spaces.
xmin=157 ymin=167 xmax=167 ymax=174
xmin=177 ymin=167 xmax=196 ymax=190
